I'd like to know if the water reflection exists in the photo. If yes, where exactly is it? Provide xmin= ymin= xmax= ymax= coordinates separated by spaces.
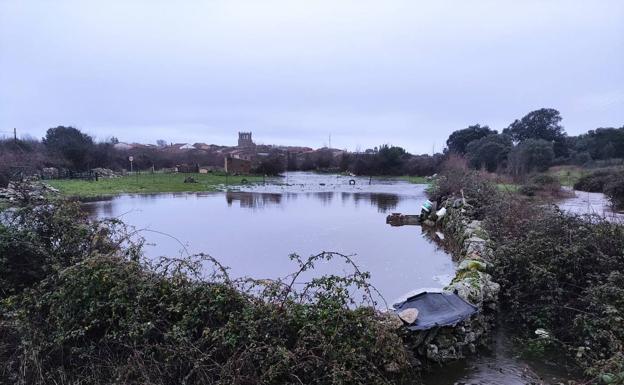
xmin=364 ymin=193 xmax=400 ymax=213
xmin=220 ymin=191 xmax=402 ymax=213
xmin=225 ymin=191 xmax=283 ymax=209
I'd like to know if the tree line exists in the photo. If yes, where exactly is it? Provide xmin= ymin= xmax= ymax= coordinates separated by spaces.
xmin=1 ymin=108 xmax=622 ymax=186
xmin=446 ymin=108 xmax=624 ymax=176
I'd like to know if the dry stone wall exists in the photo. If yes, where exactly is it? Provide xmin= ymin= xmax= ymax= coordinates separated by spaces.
xmin=403 ymin=199 xmax=500 ymax=368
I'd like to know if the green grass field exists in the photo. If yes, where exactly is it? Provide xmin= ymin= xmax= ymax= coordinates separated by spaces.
xmin=45 ymin=173 xmax=266 ymax=198
xmin=384 ymin=175 xmax=429 ymax=184
xmin=546 ymin=165 xmax=589 ymax=187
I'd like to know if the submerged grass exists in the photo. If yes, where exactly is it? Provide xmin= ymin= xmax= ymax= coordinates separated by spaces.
xmin=45 ymin=173 xmax=266 ymax=197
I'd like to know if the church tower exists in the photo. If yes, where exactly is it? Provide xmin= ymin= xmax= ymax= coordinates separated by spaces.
xmin=238 ymin=132 xmax=254 ymax=147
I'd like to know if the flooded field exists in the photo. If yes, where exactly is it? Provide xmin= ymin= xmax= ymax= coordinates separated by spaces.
xmin=85 ymin=172 xmax=453 ymax=304
xmin=84 ymin=172 xmax=582 ymax=384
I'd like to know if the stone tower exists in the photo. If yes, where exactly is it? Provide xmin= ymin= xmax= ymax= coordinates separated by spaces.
xmin=238 ymin=132 xmax=254 ymax=147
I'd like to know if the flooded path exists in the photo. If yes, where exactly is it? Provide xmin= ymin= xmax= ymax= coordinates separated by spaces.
xmin=558 ymin=189 xmax=624 ymax=222
xmin=422 ymin=328 xmax=577 ymax=385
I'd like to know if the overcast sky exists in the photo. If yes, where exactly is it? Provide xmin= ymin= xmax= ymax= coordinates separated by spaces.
xmin=1 ymin=0 xmax=623 ymax=153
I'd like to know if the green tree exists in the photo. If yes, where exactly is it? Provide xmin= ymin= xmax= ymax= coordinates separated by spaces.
xmin=503 ymin=108 xmax=568 ymax=157
xmin=508 ymin=139 xmax=555 ymax=175
xmin=465 ymin=134 xmax=512 ymax=172
xmin=42 ymin=126 xmax=94 ymax=170
xmin=253 ymin=154 xmax=285 ymax=175
xmin=570 ymin=126 xmax=624 ymax=160
xmin=446 ymin=124 xmax=496 ymax=154
xmin=377 ymin=144 xmax=408 ymax=174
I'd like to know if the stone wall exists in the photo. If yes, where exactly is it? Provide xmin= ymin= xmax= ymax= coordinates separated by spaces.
xmin=404 ymin=199 xmax=500 ymax=368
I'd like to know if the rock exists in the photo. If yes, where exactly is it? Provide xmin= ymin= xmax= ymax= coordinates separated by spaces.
xmin=426 ymin=344 xmax=439 ymax=360
xmin=45 ymin=185 xmax=60 ymax=193
xmin=466 ymin=220 xmax=482 ymax=230
xmin=465 ymin=236 xmax=487 ymax=255
xmin=464 ymin=331 xmax=476 ymax=343
xmin=0 ymin=181 xmax=59 ymax=202
xmin=183 ymin=176 xmax=197 ymax=183
xmin=458 ymin=259 xmax=487 ymax=272
xmin=41 ymin=167 xmax=59 ymax=179
xmin=384 ymin=361 xmax=401 ymax=373
xmin=535 ymin=328 xmax=550 ymax=339
xmin=435 ymin=332 xmax=457 ymax=348
xmin=398 ymin=308 xmax=419 ymax=324
xmin=92 ymin=168 xmax=119 ymax=178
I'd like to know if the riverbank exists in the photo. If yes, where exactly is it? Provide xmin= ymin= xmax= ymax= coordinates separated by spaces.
xmin=44 ymin=173 xmax=266 ymax=198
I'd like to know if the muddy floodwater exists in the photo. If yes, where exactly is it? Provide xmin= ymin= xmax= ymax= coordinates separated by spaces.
xmin=85 ymin=172 xmax=453 ymax=304
xmin=558 ymin=188 xmax=624 ymax=222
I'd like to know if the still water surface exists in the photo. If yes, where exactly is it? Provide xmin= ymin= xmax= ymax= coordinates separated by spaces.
xmin=86 ymin=173 xmax=453 ymax=304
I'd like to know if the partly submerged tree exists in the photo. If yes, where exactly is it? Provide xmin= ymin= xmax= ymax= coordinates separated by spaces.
xmin=446 ymin=124 xmax=496 ymax=155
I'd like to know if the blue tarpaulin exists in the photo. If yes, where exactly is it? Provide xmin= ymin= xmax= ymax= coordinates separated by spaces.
xmin=393 ymin=291 xmax=478 ymax=331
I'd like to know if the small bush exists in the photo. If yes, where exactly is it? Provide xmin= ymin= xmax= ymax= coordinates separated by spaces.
xmin=573 ymin=169 xmax=621 ymax=192
xmin=428 ymin=156 xmax=500 ymax=219
xmin=518 ymin=184 xmax=538 ymax=196
xmin=604 ymin=178 xmax=624 ymax=210
xmin=529 ymin=174 xmax=558 ymax=186
xmin=518 ymin=174 xmax=563 ymax=197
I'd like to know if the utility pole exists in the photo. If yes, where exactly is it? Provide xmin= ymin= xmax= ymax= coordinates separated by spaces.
xmin=329 ymin=133 xmax=331 ymax=149
xmin=13 ymin=128 xmax=17 ymax=143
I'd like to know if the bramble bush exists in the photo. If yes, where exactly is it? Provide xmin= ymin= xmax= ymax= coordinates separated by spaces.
xmin=573 ymin=169 xmax=620 ymax=193
xmin=0 ymin=197 xmax=414 ymax=385
xmin=431 ymin=162 xmax=624 ymax=382
xmin=518 ymin=174 xmax=564 ymax=198
xmin=427 ymin=156 xmax=500 ymax=219
xmin=604 ymin=178 xmax=624 ymax=211
xmin=482 ymin=192 xmax=624 ymax=380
